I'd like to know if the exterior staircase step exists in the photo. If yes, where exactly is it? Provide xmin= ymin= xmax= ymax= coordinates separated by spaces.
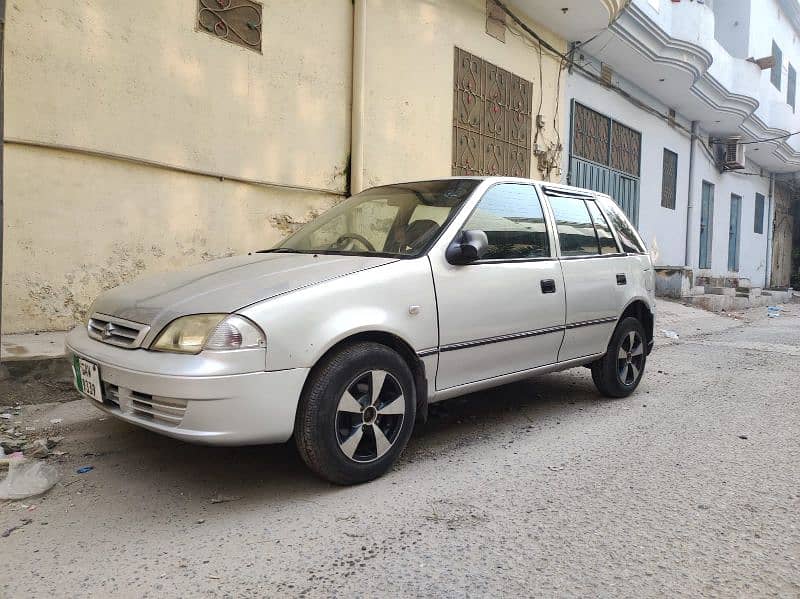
xmin=705 ymin=286 xmax=736 ymax=296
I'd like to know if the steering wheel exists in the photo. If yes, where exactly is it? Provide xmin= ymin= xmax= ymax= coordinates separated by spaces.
xmin=331 ymin=233 xmax=376 ymax=252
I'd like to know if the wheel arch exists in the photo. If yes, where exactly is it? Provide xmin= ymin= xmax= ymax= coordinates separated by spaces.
xmin=619 ymin=298 xmax=654 ymax=354
xmin=303 ymin=330 xmax=430 ymax=424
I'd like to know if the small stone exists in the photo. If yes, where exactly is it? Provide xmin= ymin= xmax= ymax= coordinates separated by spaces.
xmin=196 ymin=519 xmax=205 ymax=524
xmin=46 ymin=436 xmax=64 ymax=449
xmin=738 ymin=434 xmax=748 ymax=440
xmin=0 ymin=437 xmax=26 ymax=453
xmin=25 ymin=439 xmax=50 ymax=459
xmin=210 ymin=495 xmax=242 ymax=504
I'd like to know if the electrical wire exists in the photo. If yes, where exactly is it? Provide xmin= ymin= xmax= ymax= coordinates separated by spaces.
xmin=493 ymin=0 xmax=694 ymax=138
xmin=716 ymin=131 xmax=800 ymax=145
xmin=496 ymin=0 xmax=800 ymax=155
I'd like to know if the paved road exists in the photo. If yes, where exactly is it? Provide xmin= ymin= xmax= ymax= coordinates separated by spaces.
xmin=1 ymin=301 xmax=799 ymax=598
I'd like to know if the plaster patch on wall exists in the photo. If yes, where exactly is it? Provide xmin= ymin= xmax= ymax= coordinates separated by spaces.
xmin=23 ymin=243 xmax=152 ymax=328
xmin=20 ymin=244 xmax=241 ymax=331
xmin=269 ymin=209 xmax=325 ymax=237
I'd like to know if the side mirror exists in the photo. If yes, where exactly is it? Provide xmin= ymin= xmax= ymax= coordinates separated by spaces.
xmin=446 ymin=230 xmax=489 ymax=264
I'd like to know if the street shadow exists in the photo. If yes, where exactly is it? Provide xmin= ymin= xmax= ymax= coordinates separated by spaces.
xmin=64 ymin=368 xmax=607 ymax=507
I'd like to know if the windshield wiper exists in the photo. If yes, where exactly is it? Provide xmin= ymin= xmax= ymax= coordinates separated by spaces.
xmin=255 ymin=248 xmax=299 ymax=254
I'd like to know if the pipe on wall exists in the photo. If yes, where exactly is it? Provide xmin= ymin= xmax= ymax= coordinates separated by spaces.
xmin=0 ymin=0 xmax=5 ymax=340
xmin=4 ymin=138 xmax=345 ymax=197
xmin=683 ymin=121 xmax=698 ymax=268
xmin=350 ymin=0 xmax=367 ymax=195
xmin=765 ymin=173 xmax=774 ymax=289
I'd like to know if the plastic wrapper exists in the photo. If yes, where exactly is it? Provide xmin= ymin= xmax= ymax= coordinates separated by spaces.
xmin=0 ymin=459 xmax=60 ymax=500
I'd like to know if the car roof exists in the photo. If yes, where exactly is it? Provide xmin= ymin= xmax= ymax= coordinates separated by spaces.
xmin=382 ymin=176 xmax=605 ymax=199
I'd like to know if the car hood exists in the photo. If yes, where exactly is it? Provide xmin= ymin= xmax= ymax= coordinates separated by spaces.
xmin=91 ymin=252 xmax=397 ymax=333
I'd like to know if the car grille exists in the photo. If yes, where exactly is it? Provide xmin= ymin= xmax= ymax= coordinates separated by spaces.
xmin=88 ymin=314 xmax=150 ymax=349
xmin=103 ymin=383 xmax=188 ymax=427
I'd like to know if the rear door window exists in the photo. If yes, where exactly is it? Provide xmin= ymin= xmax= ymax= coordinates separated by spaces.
xmin=548 ymin=196 xmax=600 ymax=256
xmin=586 ymin=201 xmax=619 ymax=254
xmin=598 ymin=196 xmax=647 ymax=254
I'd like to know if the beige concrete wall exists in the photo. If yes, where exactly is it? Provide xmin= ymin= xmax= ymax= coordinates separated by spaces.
xmin=2 ymin=145 xmax=341 ymax=332
xmin=1 ymin=0 xmax=568 ymax=333
xmin=358 ymin=0 xmax=567 ymax=188
xmin=6 ymin=0 xmax=353 ymax=192
xmin=2 ymin=0 xmax=352 ymax=333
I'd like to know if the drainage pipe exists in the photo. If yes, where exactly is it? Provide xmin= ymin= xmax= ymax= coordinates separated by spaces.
xmin=0 ymin=0 xmax=6 ymax=341
xmin=350 ymin=0 xmax=367 ymax=195
xmin=683 ymin=121 xmax=698 ymax=268
xmin=765 ymin=173 xmax=775 ymax=289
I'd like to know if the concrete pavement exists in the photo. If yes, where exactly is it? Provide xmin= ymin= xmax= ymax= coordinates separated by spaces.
xmin=1 ymin=300 xmax=799 ymax=597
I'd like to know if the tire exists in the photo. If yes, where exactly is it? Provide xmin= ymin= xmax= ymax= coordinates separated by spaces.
xmin=591 ymin=317 xmax=647 ymax=398
xmin=294 ymin=342 xmax=416 ymax=485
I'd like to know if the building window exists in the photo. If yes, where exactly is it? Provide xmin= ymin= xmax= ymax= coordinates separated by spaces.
xmin=754 ymin=193 xmax=765 ymax=234
xmin=788 ymin=64 xmax=796 ymax=111
xmin=771 ymin=41 xmax=782 ymax=90
xmin=452 ymin=47 xmax=532 ymax=178
xmin=197 ymin=0 xmax=263 ymax=53
xmin=660 ymin=148 xmax=678 ymax=209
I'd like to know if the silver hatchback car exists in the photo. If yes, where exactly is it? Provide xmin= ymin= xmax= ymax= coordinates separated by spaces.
xmin=66 ymin=177 xmax=655 ymax=484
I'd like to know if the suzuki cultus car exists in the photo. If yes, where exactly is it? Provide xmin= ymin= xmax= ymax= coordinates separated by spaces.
xmin=67 ymin=177 xmax=655 ymax=484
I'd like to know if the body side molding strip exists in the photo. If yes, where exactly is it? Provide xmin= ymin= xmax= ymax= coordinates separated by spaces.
xmin=417 ymin=316 xmax=618 ymax=357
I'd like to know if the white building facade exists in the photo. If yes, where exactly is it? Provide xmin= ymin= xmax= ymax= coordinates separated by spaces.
xmin=553 ymin=0 xmax=799 ymax=292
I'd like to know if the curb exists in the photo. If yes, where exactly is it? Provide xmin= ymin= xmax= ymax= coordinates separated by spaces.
xmin=0 ymin=355 xmax=73 ymax=384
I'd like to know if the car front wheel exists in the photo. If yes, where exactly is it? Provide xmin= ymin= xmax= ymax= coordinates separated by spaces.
xmin=591 ymin=316 xmax=647 ymax=398
xmin=294 ymin=342 xmax=416 ymax=485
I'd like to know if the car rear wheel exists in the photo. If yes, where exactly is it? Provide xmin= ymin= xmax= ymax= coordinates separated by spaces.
xmin=294 ymin=342 xmax=416 ymax=485
xmin=591 ymin=317 xmax=647 ymax=398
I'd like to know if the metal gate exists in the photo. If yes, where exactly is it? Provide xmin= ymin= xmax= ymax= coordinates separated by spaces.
xmin=568 ymin=101 xmax=641 ymax=225
xmin=699 ymin=181 xmax=715 ymax=269
xmin=728 ymin=194 xmax=742 ymax=272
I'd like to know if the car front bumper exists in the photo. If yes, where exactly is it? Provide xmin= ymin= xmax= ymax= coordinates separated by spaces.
xmin=65 ymin=326 xmax=309 ymax=445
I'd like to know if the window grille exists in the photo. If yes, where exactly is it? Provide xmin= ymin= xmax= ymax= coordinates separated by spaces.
xmin=661 ymin=149 xmax=678 ymax=210
xmin=453 ymin=48 xmax=532 ymax=177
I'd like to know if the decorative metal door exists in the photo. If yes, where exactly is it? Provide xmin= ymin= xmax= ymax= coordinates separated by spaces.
xmin=568 ymin=101 xmax=641 ymax=225
xmin=699 ymin=181 xmax=714 ymax=269
xmin=452 ymin=48 xmax=532 ymax=177
xmin=728 ymin=194 xmax=742 ymax=272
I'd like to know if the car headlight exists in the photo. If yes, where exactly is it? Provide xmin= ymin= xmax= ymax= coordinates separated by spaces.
xmin=151 ymin=314 xmax=266 ymax=354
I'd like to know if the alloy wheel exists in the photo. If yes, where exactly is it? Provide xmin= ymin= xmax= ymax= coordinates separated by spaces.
xmin=335 ymin=370 xmax=406 ymax=463
xmin=617 ymin=330 xmax=644 ymax=386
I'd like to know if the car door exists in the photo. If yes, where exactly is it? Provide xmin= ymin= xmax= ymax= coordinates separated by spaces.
xmin=545 ymin=191 xmax=626 ymax=362
xmin=430 ymin=183 xmax=566 ymax=390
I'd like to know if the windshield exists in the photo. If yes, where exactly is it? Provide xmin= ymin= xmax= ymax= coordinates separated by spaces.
xmin=272 ymin=179 xmax=480 ymax=257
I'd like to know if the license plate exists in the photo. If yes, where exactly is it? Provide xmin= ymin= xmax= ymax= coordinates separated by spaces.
xmin=72 ymin=356 xmax=103 ymax=403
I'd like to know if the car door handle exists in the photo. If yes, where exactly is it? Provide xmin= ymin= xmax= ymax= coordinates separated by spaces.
xmin=616 ymin=274 xmax=627 ymax=285
xmin=540 ymin=279 xmax=557 ymax=293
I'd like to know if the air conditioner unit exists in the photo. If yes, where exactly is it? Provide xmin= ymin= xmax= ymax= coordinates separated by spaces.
xmin=723 ymin=138 xmax=746 ymax=170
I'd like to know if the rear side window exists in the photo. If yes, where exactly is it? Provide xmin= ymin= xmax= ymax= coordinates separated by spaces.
xmin=462 ymin=184 xmax=550 ymax=260
xmin=548 ymin=196 xmax=600 ymax=256
xmin=586 ymin=201 xmax=619 ymax=254
xmin=598 ymin=196 xmax=647 ymax=254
